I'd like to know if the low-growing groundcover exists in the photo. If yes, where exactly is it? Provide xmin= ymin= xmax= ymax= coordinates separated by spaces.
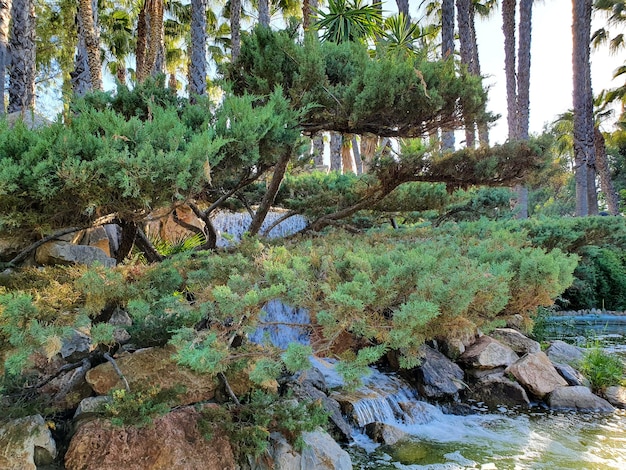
xmin=1 ymin=224 xmax=576 ymax=399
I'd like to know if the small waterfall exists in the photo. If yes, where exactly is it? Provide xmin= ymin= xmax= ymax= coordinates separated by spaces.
xmin=248 ymin=299 xmax=310 ymax=349
xmin=211 ymin=210 xmax=308 ymax=247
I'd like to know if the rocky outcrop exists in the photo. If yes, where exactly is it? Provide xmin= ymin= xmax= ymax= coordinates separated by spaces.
xmin=490 ymin=328 xmax=541 ymax=355
xmin=459 ymin=336 xmax=519 ymax=369
xmin=464 ymin=373 xmax=530 ymax=408
xmin=365 ymin=422 xmax=409 ymax=445
xmin=247 ymin=430 xmax=352 ymax=470
xmin=0 ymin=415 xmax=57 ymax=470
xmin=64 ymin=407 xmax=236 ymax=470
xmin=553 ymin=362 xmax=589 ymax=387
xmin=546 ymin=340 xmax=585 ymax=367
xmin=604 ymin=386 xmax=626 ymax=409
xmin=408 ymin=344 xmax=465 ymax=400
xmin=35 ymin=241 xmax=116 ymax=267
xmin=85 ymin=346 xmax=220 ymax=405
xmin=548 ymin=386 xmax=615 ymax=412
xmin=505 ymin=352 xmax=568 ymax=399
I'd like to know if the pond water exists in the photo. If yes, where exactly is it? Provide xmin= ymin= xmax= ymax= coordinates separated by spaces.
xmin=346 ymin=314 xmax=626 ymax=470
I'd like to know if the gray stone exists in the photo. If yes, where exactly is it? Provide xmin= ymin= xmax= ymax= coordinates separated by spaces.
xmin=459 ymin=336 xmax=519 ymax=369
xmin=300 ymin=430 xmax=352 ymax=470
xmin=109 ymin=308 xmax=133 ymax=326
xmin=36 ymin=241 xmax=116 ymax=267
xmin=548 ymin=386 xmax=615 ymax=412
xmin=546 ymin=340 xmax=585 ymax=367
xmin=61 ymin=329 xmax=93 ymax=362
xmin=464 ymin=373 xmax=530 ymax=408
xmin=365 ymin=422 xmax=409 ymax=445
xmin=491 ymin=328 xmax=541 ymax=355
xmin=410 ymin=344 xmax=465 ymax=399
xmin=604 ymin=386 xmax=626 ymax=409
xmin=553 ymin=362 xmax=589 ymax=387
xmin=73 ymin=396 xmax=112 ymax=419
xmin=506 ymin=352 xmax=568 ymax=399
xmin=0 ymin=415 xmax=57 ymax=470
xmin=291 ymin=381 xmax=351 ymax=441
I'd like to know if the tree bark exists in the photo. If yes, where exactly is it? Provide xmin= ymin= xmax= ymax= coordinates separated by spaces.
xmin=395 ymin=0 xmax=410 ymax=21
xmin=352 ymin=135 xmax=363 ymax=175
xmin=341 ymin=134 xmax=356 ymax=174
xmin=189 ymin=0 xmax=208 ymax=99
xmin=360 ymin=133 xmax=377 ymax=173
xmin=456 ymin=0 xmax=475 ymax=147
xmin=312 ymin=132 xmax=325 ymax=167
xmin=441 ymin=0 xmax=455 ymax=150
xmin=502 ymin=0 xmax=517 ymax=140
xmin=231 ymin=0 xmax=241 ymax=61
xmin=572 ymin=0 xmax=594 ymax=216
xmin=594 ymin=126 xmax=620 ymax=215
xmin=248 ymin=148 xmax=293 ymax=236
xmin=8 ymin=0 xmax=35 ymax=113
xmin=0 ymin=0 xmax=12 ymax=115
xmin=330 ymin=132 xmax=342 ymax=172
xmin=136 ymin=0 xmax=164 ymax=83
xmin=259 ymin=0 xmax=271 ymax=27
xmin=77 ymin=0 xmax=102 ymax=91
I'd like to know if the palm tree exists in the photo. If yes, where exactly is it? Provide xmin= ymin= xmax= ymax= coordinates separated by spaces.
xmin=573 ymin=0 xmax=594 ymax=216
xmin=441 ymin=0 xmax=455 ymax=149
xmin=77 ymin=0 xmax=103 ymax=92
xmin=8 ymin=0 xmax=36 ymax=112
xmin=136 ymin=0 xmax=165 ymax=82
xmin=189 ymin=0 xmax=208 ymax=97
xmin=314 ymin=0 xmax=382 ymax=44
xmin=100 ymin=7 xmax=134 ymax=85
xmin=231 ymin=0 xmax=242 ymax=60
xmin=0 ymin=0 xmax=11 ymax=115
xmin=259 ymin=0 xmax=271 ymax=26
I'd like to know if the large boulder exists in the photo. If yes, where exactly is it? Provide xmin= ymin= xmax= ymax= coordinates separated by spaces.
xmin=64 ymin=407 xmax=236 ymax=470
xmin=247 ymin=430 xmax=352 ymax=470
xmin=546 ymin=340 xmax=585 ymax=367
xmin=548 ymin=386 xmax=615 ymax=412
xmin=85 ymin=346 xmax=219 ymax=405
xmin=35 ymin=241 xmax=116 ymax=267
xmin=463 ymin=373 xmax=530 ymax=408
xmin=505 ymin=352 xmax=568 ymax=399
xmin=459 ymin=336 xmax=519 ymax=369
xmin=490 ymin=328 xmax=541 ymax=355
xmin=408 ymin=344 xmax=465 ymax=400
xmin=0 ymin=415 xmax=57 ymax=470
xmin=604 ymin=386 xmax=626 ymax=409
xmin=552 ymin=362 xmax=589 ymax=387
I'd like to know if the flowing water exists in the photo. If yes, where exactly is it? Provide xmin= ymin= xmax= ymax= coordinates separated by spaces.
xmin=210 ymin=210 xmax=307 ymax=247
xmin=251 ymin=303 xmax=626 ymax=469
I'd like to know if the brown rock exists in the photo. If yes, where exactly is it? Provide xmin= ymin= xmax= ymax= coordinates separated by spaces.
xmin=459 ymin=336 xmax=519 ymax=369
xmin=64 ymin=407 xmax=236 ymax=470
xmin=85 ymin=346 xmax=219 ymax=405
xmin=491 ymin=328 xmax=541 ymax=355
xmin=464 ymin=373 xmax=530 ymax=408
xmin=144 ymin=205 xmax=206 ymax=244
xmin=365 ymin=422 xmax=408 ymax=445
xmin=505 ymin=352 xmax=568 ymax=399
xmin=604 ymin=386 xmax=626 ymax=409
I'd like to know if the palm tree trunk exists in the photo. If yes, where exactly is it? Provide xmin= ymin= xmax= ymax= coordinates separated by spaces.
xmin=330 ymin=132 xmax=342 ymax=171
xmin=594 ymin=126 xmax=620 ymax=215
xmin=259 ymin=0 xmax=271 ymax=27
xmin=572 ymin=0 xmax=594 ymax=216
xmin=502 ymin=0 xmax=517 ymax=140
xmin=312 ymin=132 xmax=325 ymax=167
xmin=189 ymin=0 xmax=208 ymax=98
xmin=360 ymin=133 xmax=377 ymax=173
xmin=469 ymin=3 xmax=489 ymax=146
xmin=352 ymin=135 xmax=363 ymax=175
xmin=395 ymin=0 xmax=410 ymax=21
xmin=441 ymin=0 xmax=455 ymax=150
xmin=456 ymin=0 xmax=476 ymax=148
xmin=8 ymin=0 xmax=35 ymax=113
xmin=341 ymin=134 xmax=356 ymax=174
xmin=231 ymin=0 xmax=241 ymax=61
xmin=0 ymin=0 xmax=11 ymax=115
xmin=77 ymin=0 xmax=102 ymax=91
xmin=136 ymin=0 xmax=165 ymax=83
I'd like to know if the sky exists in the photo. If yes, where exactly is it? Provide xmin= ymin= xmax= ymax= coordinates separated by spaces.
xmin=473 ymin=0 xmax=625 ymax=143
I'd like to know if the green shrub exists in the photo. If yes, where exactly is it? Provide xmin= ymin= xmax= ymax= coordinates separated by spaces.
xmin=579 ymin=348 xmax=624 ymax=392
xmin=103 ymin=385 xmax=183 ymax=428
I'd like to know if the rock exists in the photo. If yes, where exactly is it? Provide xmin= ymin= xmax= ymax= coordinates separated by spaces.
xmin=85 ymin=346 xmax=219 ymax=405
xmin=464 ymin=373 xmax=530 ymax=408
xmin=36 ymin=241 xmax=116 ymax=267
xmin=546 ymin=340 xmax=585 ymax=367
xmin=505 ymin=314 xmax=527 ymax=331
xmin=39 ymin=358 xmax=93 ymax=411
xmin=73 ymin=396 xmax=113 ymax=419
xmin=604 ymin=386 xmax=626 ymax=409
xmin=64 ymin=407 xmax=236 ymax=470
xmin=553 ymin=362 xmax=589 ymax=387
xmin=409 ymin=344 xmax=465 ymax=399
xmin=144 ymin=205 xmax=206 ymax=245
xmin=505 ymin=352 xmax=568 ymax=399
xmin=291 ymin=381 xmax=352 ymax=441
xmin=76 ymin=226 xmax=113 ymax=257
xmin=0 ymin=415 xmax=57 ymax=470
xmin=300 ymin=430 xmax=352 ymax=470
xmin=459 ymin=336 xmax=519 ymax=369
xmin=548 ymin=386 xmax=615 ymax=412
xmin=61 ymin=329 xmax=93 ymax=362
xmin=465 ymin=366 xmax=506 ymax=380
xmin=246 ymin=430 xmax=352 ymax=470
xmin=491 ymin=328 xmax=541 ymax=355
xmin=108 ymin=308 xmax=132 ymax=326
xmin=365 ymin=422 xmax=409 ymax=445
